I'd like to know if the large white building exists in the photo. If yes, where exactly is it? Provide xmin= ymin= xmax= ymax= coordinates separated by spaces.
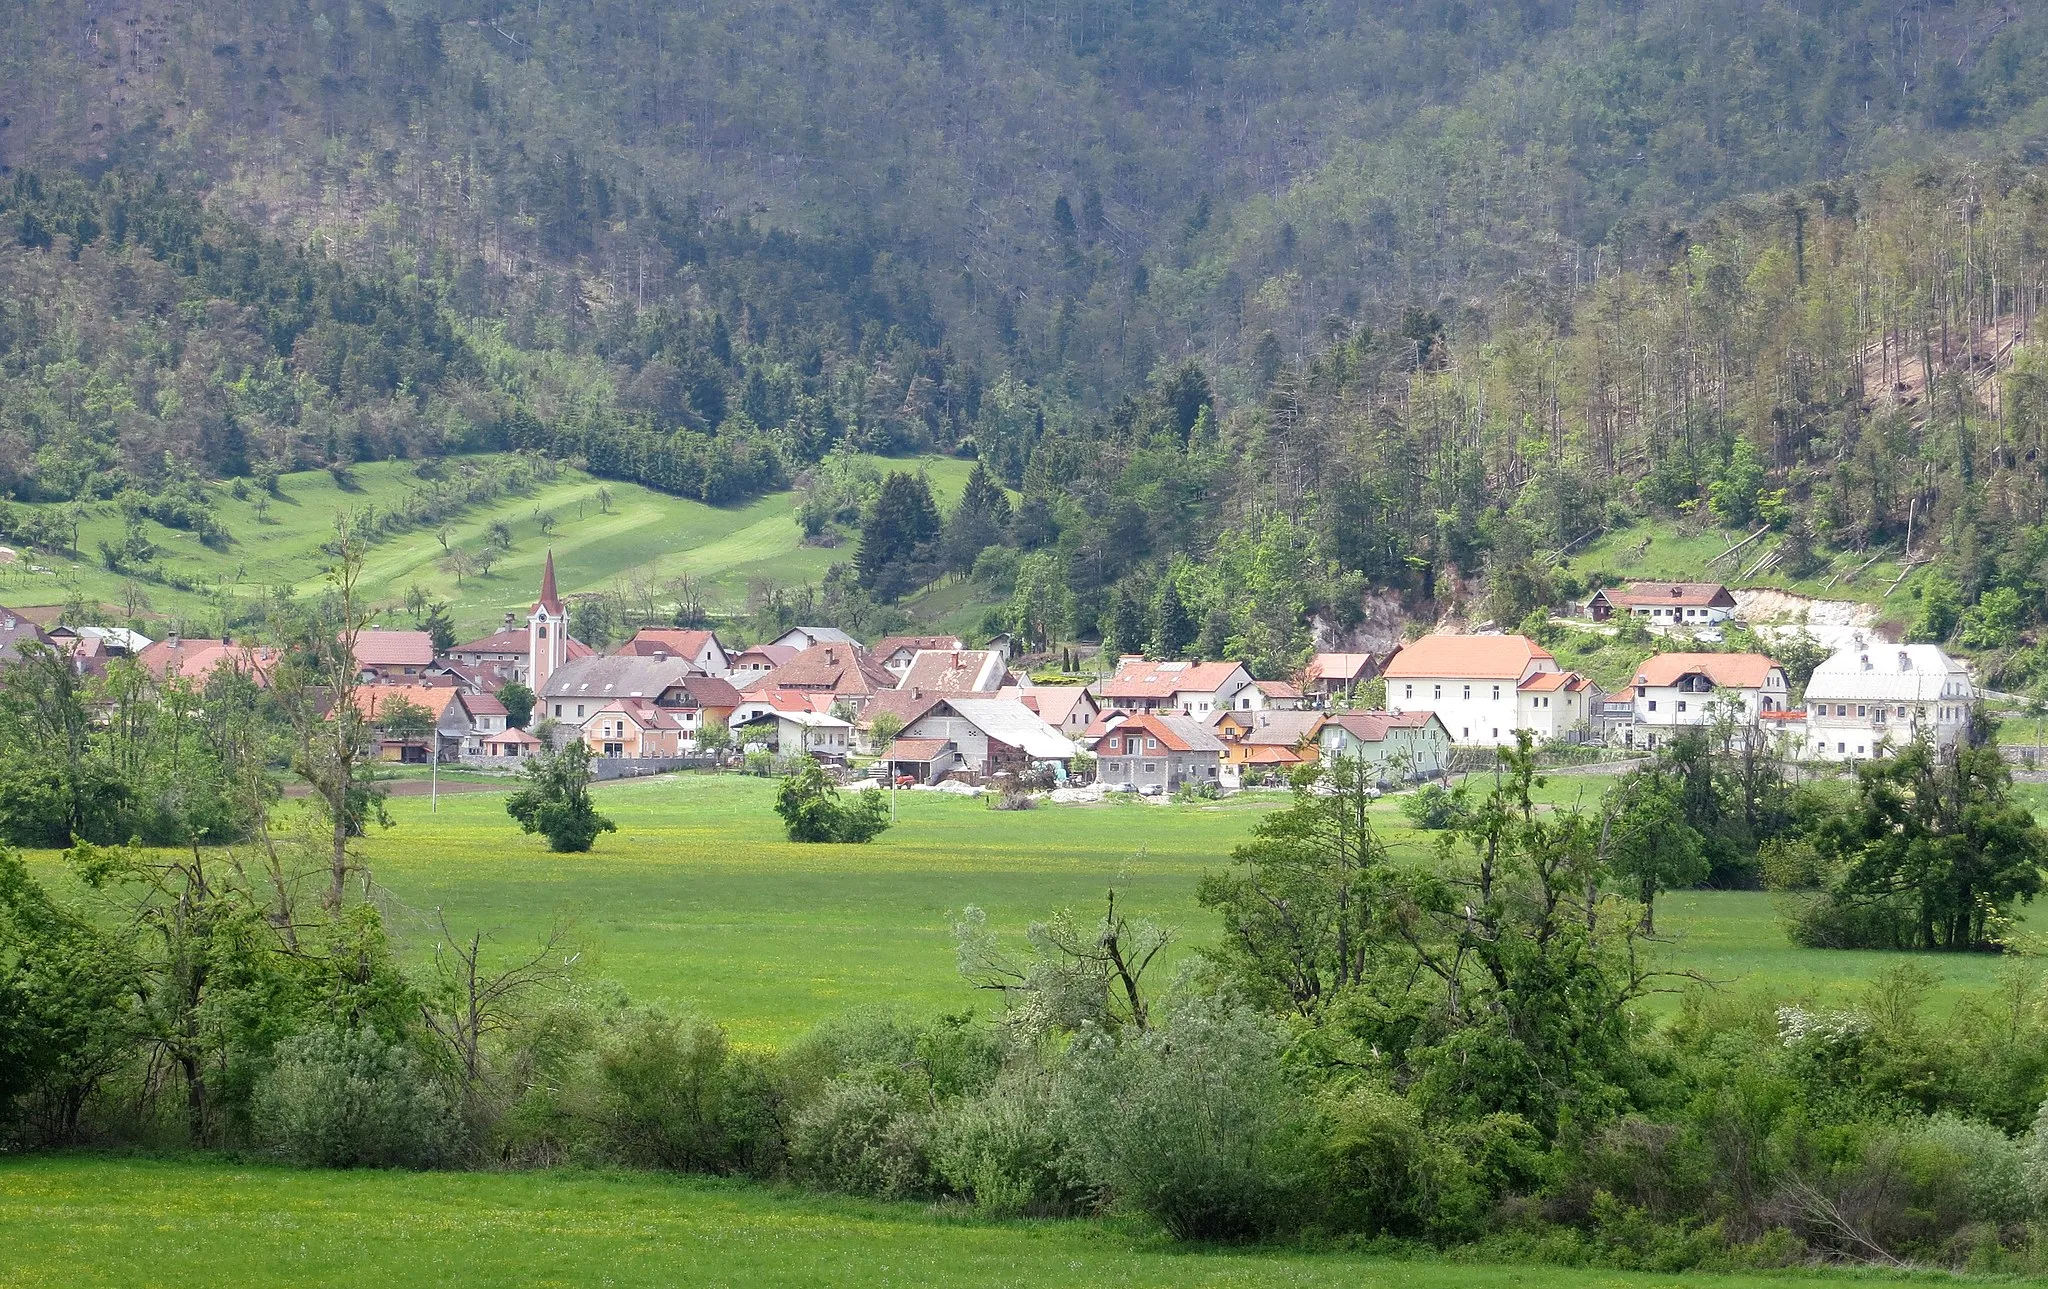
xmin=1383 ymin=635 xmax=1597 ymax=747
xmin=1622 ymin=652 xmax=1790 ymax=749
xmin=1801 ymin=640 xmax=1975 ymax=761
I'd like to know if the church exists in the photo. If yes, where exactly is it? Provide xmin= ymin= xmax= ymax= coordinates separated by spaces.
xmin=445 ymin=553 xmax=592 ymax=689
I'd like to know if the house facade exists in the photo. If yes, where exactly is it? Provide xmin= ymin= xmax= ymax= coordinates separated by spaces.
xmin=1097 ymin=657 xmax=1254 ymax=718
xmin=1802 ymin=641 xmax=1975 ymax=761
xmin=1303 ymin=652 xmax=1381 ymax=700
xmin=1383 ymin=635 xmax=1589 ymax=747
xmin=1316 ymin=711 xmax=1452 ymax=782
xmin=540 ymin=656 xmax=708 ymax=738
xmin=871 ymin=635 xmax=966 ymax=678
xmin=1587 ymin=581 xmax=1738 ymax=626
xmin=1019 ymin=685 xmax=1099 ymax=737
xmin=892 ymin=696 xmax=1076 ymax=777
xmin=1623 ymin=652 xmax=1789 ymax=749
xmin=1214 ymin=709 xmax=1323 ymax=784
xmin=1092 ymin=713 xmax=1224 ymax=792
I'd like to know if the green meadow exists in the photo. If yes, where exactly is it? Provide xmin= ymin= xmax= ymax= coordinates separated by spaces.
xmin=0 ymin=452 xmax=981 ymax=638
xmin=0 ymin=1154 xmax=1911 ymax=1289
xmin=148 ymin=769 xmax=2033 ymax=1046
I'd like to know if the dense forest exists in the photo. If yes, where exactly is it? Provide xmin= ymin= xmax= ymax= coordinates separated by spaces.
xmin=6 ymin=0 xmax=2048 ymax=668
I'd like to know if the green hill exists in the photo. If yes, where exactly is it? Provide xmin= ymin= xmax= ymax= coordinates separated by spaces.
xmin=0 ymin=453 xmax=979 ymax=638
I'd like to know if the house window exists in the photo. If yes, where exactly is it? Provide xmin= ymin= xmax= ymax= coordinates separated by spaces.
xmin=1404 ymin=684 xmax=1414 ymax=699
xmin=1433 ymin=685 xmax=1442 ymax=700
xmin=1148 ymin=738 xmax=1159 ymax=750
xmin=1856 ymin=705 xmax=1867 ymax=718
xmin=1676 ymin=701 xmax=1687 ymax=713
xmin=1647 ymin=701 xmax=1657 ymax=712
xmin=1838 ymin=743 xmax=1846 ymax=754
xmin=576 ymin=704 xmax=585 ymax=718
xmin=1492 ymin=685 xmax=1501 ymax=700
xmin=553 ymin=704 xmax=562 ymax=717
xmin=1463 ymin=685 xmax=1472 ymax=700
xmin=1144 ymin=762 xmax=1156 ymax=774
xmin=1462 ymin=728 xmax=1469 ymax=739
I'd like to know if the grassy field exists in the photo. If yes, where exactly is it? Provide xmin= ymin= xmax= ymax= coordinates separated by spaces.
xmin=1570 ymin=521 xmax=1930 ymax=614
xmin=0 ymin=453 xmax=982 ymax=638
xmin=21 ymin=768 xmax=1999 ymax=1046
xmin=0 ymin=1155 xmax=1915 ymax=1289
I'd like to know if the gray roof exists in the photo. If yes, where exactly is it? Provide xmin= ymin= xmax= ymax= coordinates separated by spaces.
xmin=944 ymin=697 xmax=1080 ymax=759
xmin=1806 ymin=642 xmax=1973 ymax=704
xmin=540 ymin=655 xmax=701 ymax=700
xmin=0 ymin=606 xmax=52 ymax=665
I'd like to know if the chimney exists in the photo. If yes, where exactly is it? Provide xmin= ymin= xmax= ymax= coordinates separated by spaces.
xmin=167 ymin=628 xmax=181 ymax=647
xmin=1898 ymin=650 xmax=1911 ymax=672
xmin=1860 ymin=654 xmax=1872 ymax=672
xmin=504 ymin=611 xmax=517 ymax=627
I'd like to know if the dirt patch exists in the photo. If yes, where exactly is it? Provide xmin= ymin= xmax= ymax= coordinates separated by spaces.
xmin=1733 ymin=588 xmax=1888 ymax=650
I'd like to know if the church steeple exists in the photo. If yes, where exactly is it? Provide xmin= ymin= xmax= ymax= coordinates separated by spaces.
xmin=535 ymin=550 xmax=564 ymax=617
xmin=528 ymin=550 xmax=568 ymax=692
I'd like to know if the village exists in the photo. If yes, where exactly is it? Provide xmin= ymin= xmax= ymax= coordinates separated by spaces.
xmin=0 ymin=558 xmax=1980 ymax=800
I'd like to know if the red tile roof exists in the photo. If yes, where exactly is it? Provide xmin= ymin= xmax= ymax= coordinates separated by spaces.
xmin=1099 ymin=657 xmax=1249 ymax=701
xmin=873 ymin=635 xmax=963 ymax=659
xmin=1383 ymin=635 xmax=1554 ymax=681
xmin=1305 ymin=653 xmax=1378 ymax=683
xmin=1601 ymin=582 xmax=1736 ymax=608
xmin=883 ymin=737 xmax=953 ymax=762
xmin=1632 ymin=653 xmax=1780 ymax=689
xmin=1104 ymin=712 xmax=1225 ymax=753
xmin=618 ymin=628 xmax=722 ymax=659
xmin=136 ymin=639 xmax=280 ymax=685
xmin=351 ymin=629 xmax=436 ymax=667
xmin=745 ymin=643 xmax=896 ymax=696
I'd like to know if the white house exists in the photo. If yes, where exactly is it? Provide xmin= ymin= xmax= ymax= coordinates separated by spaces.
xmin=1623 ymin=652 xmax=1789 ymax=750
xmin=1383 ymin=635 xmax=1594 ymax=747
xmin=742 ymin=709 xmax=854 ymax=760
xmin=1316 ymin=711 xmax=1451 ymax=781
xmin=1802 ymin=641 xmax=1975 ymax=761
xmin=1233 ymin=680 xmax=1307 ymax=711
xmin=768 ymin=626 xmax=859 ymax=652
xmin=1587 ymin=582 xmax=1739 ymax=627
xmin=1097 ymin=657 xmax=1254 ymax=718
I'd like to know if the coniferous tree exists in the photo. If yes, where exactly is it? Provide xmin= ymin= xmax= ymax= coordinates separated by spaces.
xmin=1151 ymin=578 xmax=1194 ymax=658
xmin=856 ymin=472 xmax=942 ymax=601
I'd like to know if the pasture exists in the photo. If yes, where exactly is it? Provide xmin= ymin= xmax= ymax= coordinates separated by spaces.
xmin=0 ymin=1155 xmax=1905 ymax=1289
xmin=0 ymin=452 xmax=980 ymax=638
xmin=297 ymin=769 xmax=2037 ymax=1045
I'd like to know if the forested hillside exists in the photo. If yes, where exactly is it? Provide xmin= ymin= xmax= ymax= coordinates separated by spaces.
xmin=5 ymin=0 xmax=2048 ymax=669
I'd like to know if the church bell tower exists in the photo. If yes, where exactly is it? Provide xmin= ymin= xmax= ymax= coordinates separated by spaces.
xmin=528 ymin=551 xmax=568 ymax=691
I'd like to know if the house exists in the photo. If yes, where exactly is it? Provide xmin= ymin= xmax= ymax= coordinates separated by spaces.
xmin=0 ymin=605 xmax=54 ymax=667
xmin=1514 ymin=670 xmax=1605 ymax=743
xmin=738 ymin=709 xmax=854 ymax=760
xmin=1233 ymin=679 xmax=1306 ymax=711
xmin=45 ymin=625 xmax=151 ymax=676
xmin=345 ymin=685 xmax=469 ymax=763
xmin=728 ymin=643 xmax=798 ymax=676
xmin=880 ymin=736 xmax=966 ymax=785
xmin=899 ymin=648 xmax=1008 ymax=693
xmin=446 ymin=554 xmax=594 ymax=688
xmin=1383 ymin=635 xmax=1568 ymax=747
xmin=351 ymin=628 xmax=437 ymax=683
xmin=1097 ymin=657 xmax=1254 ymax=718
xmin=768 ymin=626 xmax=859 ymax=651
xmin=615 ymin=628 xmax=730 ymax=675
xmin=871 ymin=635 xmax=965 ymax=678
xmin=539 ymin=656 xmax=707 ymax=736
xmin=889 ymin=696 xmax=1077 ymax=778
xmin=1215 ymin=709 xmax=1324 ymax=784
xmin=135 ymin=635 xmax=281 ymax=687
xmin=477 ymin=726 xmax=544 ymax=759
xmin=1092 ymin=713 xmax=1225 ymax=793
xmin=583 ymin=699 xmax=696 ymax=759
xmin=1317 ymin=711 xmax=1452 ymax=782
xmin=454 ymin=691 xmax=509 ymax=756
xmin=1303 ymin=652 xmax=1381 ymax=701
xmin=1019 ymin=685 xmax=1100 ymax=738
xmin=1587 ymin=582 xmax=1738 ymax=626
xmin=1801 ymin=640 xmax=1975 ymax=762
xmin=741 ymin=642 xmax=897 ymax=711
xmin=1624 ymin=653 xmax=1789 ymax=749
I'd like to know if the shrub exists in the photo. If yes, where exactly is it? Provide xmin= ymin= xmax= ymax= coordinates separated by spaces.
xmin=774 ymin=757 xmax=892 ymax=843
xmin=1061 ymin=997 xmax=1308 ymax=1240
xmin=989 ymin=790 xmax=1037 ymax=811
xmin=1401 ymin=782 xmax=1465 ymax=830
xmin=1897 ymin=1114 xmax=2032 ymax=1228
xmin=787 ymin=1077 xmax=934 ymax=1198
xmin=591 ymin=1007 xmax=740 ymax=1172
xmin=1312 ymin=1084 xmax=1484 ymax=1239
xmin=930 ymin=1068 xmax=1088 ymax=1216
xmin=252 ymin=1026 xmax=458 ymax=1168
